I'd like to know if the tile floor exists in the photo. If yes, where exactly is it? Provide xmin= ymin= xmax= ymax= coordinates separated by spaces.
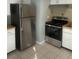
xmin=7 ymin=43 xmax=72 ymax=59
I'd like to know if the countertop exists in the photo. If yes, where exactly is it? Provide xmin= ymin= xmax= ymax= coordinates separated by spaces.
xmin=63 ymin=20 xmax=72 ymax=29
xmin=7 ymin=24 xmax=15 ymax=29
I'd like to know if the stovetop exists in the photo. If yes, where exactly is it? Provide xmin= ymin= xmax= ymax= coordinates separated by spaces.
xmin=46 ymin=19 xmax=68 ymax=27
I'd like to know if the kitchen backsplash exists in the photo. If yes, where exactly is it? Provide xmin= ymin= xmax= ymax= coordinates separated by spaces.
xmin=48 ymin=5 xmax=72 ymax=21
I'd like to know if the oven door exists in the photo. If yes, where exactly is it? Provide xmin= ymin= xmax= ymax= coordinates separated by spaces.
xmin=45 ymin=24 xmax=62 ymax=47
xmin=45 ymin=24 xmax=62 ymax=41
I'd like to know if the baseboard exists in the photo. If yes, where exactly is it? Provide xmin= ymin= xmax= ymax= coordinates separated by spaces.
xmin=36 ymin=40 xmax=45 ymax=45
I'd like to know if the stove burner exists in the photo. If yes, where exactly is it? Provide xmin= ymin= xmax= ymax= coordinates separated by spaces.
xmin=46 ymin=19 xmax=68 ymax=27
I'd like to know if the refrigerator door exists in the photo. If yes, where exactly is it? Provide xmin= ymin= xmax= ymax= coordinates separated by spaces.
xmin=21 ymin=4 xmax=35 ymax=18
xmin=20 ymin=18 xmax=35 ymax=50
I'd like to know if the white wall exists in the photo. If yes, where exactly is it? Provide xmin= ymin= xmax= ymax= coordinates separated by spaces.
xmin=7 ymin=0 xmax=10 ymax=15
xmin=31 ymin=0 xmax=50 ymax=43
xmin=7 ymin=0 xmax=21 ymax=15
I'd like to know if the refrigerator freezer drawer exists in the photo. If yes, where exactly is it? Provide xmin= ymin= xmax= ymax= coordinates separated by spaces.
xmin=21 ymin=4 xmax=36 ymax=17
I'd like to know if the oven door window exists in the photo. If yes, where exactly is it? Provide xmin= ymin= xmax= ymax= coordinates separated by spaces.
xmin=45 ymin=25 xmax=62 ymax=41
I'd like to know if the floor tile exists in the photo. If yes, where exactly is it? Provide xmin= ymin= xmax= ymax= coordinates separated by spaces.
xmin=7 ymin=43 xmax=72 ymax=59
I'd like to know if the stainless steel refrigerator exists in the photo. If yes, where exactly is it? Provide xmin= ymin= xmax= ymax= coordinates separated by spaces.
xmin=10 ymin=4 xmax=36 ymax=50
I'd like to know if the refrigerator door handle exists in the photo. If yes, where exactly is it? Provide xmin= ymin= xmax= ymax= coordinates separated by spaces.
xmin=20 ymin=18 xmax=23 ymax=31
xmin=21 ymin=19 xmax=23 ymax=32
xmin=20 ymin=7 xmax=23 ymax=32
xmin=21 ymin=27 xmax=23 ymax=32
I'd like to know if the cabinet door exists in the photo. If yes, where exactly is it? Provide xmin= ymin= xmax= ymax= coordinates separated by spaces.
xmin=10 ymin=0 xmax=21 ymax=3
xmin=50 ymin=0 xmax=72 ymax=5
xmin=58 ymin=0 xmax=66 ymax=4
xmin=65 ymin=0 xmax=72 ymax=4
xmin=7 ymin=28 xmax=15 ymax=53
xmin=50 ymin=0 xmax=59 ymax=5
xmin=59 ymin=0 xmax=72 ymax=4
xmin=62 ymin=32 xmax=72 ymax=50
xmin=7 ymin=35 xmax=15 ymax=53
xmin=22 ymin=0 xmax=31 ymax=4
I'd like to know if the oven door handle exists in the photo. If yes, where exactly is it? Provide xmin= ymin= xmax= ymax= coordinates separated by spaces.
xmin=46 ymin=24 xmax=62 ymax=29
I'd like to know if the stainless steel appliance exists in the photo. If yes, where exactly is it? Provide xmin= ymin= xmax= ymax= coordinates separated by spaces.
xmin=10 ymin=4 xmax=36 ymax=50
xmin=45 ymin=18 xmax=68 ymax=47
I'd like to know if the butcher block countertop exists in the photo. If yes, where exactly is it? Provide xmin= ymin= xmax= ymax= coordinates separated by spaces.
xmin=7 ymin=25 xmax=15 ymax=29
xmin=63 ymin=20 xmax=72 ymax=34
xmin=63 ymin=20 xmax=72 ymax=28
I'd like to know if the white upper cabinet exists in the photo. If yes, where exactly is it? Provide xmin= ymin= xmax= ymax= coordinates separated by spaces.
xmin=59 ymin=0 xmax=72 ymax=4
xmin=10 ymin=0 xmax=21 ymax=3
xmin=8 ymin=0 xmax=31 ymax=4
xmin=50 ymin=0 xmax=72 ymax=5
xmin=22 ymin=0 xmax=31 ymax=4
xmin=50 ymin=0 xmax=59 ymax=5
xmin=65 ymin=0 xmax=72 ymax=4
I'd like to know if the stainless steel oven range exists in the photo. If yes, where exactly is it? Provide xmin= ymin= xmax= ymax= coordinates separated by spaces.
xmin=45 ymin=19 xmax=68 ymax=47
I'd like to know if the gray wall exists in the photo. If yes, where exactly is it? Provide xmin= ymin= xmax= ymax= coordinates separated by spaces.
xmin=31 ymin=0 xmax=49 ymax=43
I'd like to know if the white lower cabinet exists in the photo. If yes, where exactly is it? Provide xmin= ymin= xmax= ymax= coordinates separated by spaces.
xmin=7 ymin=28 xmax=16 ymax=53
xmin=62 ymin=27 xmax=72 ymax=50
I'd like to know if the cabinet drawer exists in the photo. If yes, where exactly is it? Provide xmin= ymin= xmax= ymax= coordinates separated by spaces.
xmin=46 ymin=36 xmax=61 ymax=47
xmin=7 ymin=28 xmax=15 ymax=34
